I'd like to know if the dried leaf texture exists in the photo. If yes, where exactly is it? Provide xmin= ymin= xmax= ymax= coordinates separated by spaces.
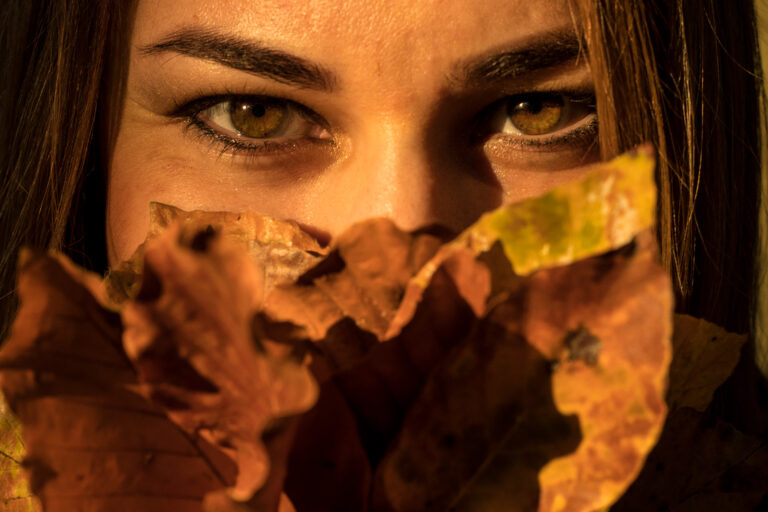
xmin=107 ymin=203 xmax=326 ymax=304
xmin=3 ymin=148 xmax=751 ymax=512
xmin=370 ymin=234 xmax=671 ymax=512
xmin=0 ymin=252 xmax=237 ymax=512
xmin=121 ymin=225 xmax=318 ymax=505
xmin=0 ymin=399 xmax=39 ymax=511
xmin=256 ymin=149 xmax=671 ymax=511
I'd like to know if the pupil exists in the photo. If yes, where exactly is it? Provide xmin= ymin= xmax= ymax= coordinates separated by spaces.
xmin=521 ymin=100 xmax=542 ymax=114
xmin=250 ymin=104 xmax=266 ymax=117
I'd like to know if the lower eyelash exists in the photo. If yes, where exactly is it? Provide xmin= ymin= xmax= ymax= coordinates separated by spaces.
xmin=498 ymin=116 xmax=599 ymax=150
xmin=182 ymin=116 xmax=334 ymax=160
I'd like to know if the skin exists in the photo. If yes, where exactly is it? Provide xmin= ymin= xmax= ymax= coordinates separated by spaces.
xmin=108 ymin=0 xmax=599 ymax=265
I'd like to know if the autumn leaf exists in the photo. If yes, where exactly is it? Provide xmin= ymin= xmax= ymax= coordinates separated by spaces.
xmin=0 ymin=399 xmax=39 ymax=511
xmin=4 ymin=146 xmax=755 ymax=512
xmin=0 ymin=242 xmax=317 ymax=511
xmin=370 ymin=233 xmax=671 ymax=512
xmin=0 ymin=251 xmax=237 ymax=511
xmin=106 ymin=203 xmax=326 ymax=304
xmin=666 ymin=314 xmax=748 ymax=412
xmin=257 ymin=148 xmax=671 ymax=511
xmin=121 ymin=223 xmax=318 ymax=506
xmin=261 ymin=222 xmax=450 ymax=343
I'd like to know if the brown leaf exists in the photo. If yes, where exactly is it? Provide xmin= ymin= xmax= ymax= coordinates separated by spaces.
xmin=265 ymin=240 xmax=481 ymax=512
xmin=667 ymin=315 xmax=748 ymax=412
xmin=611 ymin=407 xmax=768 ymax=511
xmin=106 ymin=203 xmax=326 ymax=304
xmin=0 ymin=251 xmax=237 ymax=512
xmin=121 ymin=224 xmax=318 ymax=505
xmin=0 ymin=148 xmax=679 ymax=512
xmin=372 ymin=233 xmax=672 ymax=512
xmin=262 ymin=222 xmax=449 ymax=344
xmin=251 ymin=149 xmax=668 ymax=511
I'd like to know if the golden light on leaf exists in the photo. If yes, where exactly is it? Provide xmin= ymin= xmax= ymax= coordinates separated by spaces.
xmin=0 ymin=147 xmax=762 ymax=512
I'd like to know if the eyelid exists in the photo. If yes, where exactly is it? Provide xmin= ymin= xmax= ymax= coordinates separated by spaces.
xmin=473 ymin=89 xmax=597 ymax=147
xmin=169 ymin=93 xmax=329 ymax=130
xmin=169 ymin=93 xmax=334 ymax=161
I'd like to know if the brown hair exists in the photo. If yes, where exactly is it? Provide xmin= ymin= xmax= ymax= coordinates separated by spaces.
xmin=573 ymin=0 xmax=766 ymax=431
xmin=0 ymin=1 xmax=764 ymax=418
xmin=573 ymin=0 xmax=763 ymax=336
xmin=0 ymin=1 xmax=135 ymax=338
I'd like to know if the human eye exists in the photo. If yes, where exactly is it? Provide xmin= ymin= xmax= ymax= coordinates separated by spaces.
xmin=171 ymin=95 xmax=333 ymax=159
xmin=475 ymin=90 xmax=597 ymax=150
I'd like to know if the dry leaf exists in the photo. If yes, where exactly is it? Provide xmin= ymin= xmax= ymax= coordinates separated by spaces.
xmin=255 ymin=149 xmax=671 ymax=511
xmin=611 ymin=407 xmax=768 ymax=511
xmin=262 ymin=223 xmax=449 ymax=343
xmin=5 ymin=147 xmax=746 ymax=512
xmin=667 ymin=314 xmax=748 ymax=412
xmin=371 ymin=233 xmax=671 ymax=512
xmin=0 ymin=399 xmax=40 ymax=511
xmin=106 ymin=203 xmax=326 ymax=303
xmin=121 ymin=224 xmax=318 ymax=505
xmin=0 ymin=251 xmax=237 ymax=512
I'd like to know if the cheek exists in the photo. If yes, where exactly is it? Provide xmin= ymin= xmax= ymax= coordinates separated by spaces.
xmin=495 ymin=144 xmax=602 ymax=203
xmin=106 ymin=131 xmax=218 ymax=264
xmin=106 ymin=153 xmax=170 ymax=265
xmin=105 ymin=129 xmax=320 ymax=265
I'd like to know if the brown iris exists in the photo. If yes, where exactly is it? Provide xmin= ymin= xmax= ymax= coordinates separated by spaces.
xmin=230 ymin=101 xmax=286 ymax=138
xmin=508 ymin=96 xmax=564 ymax=135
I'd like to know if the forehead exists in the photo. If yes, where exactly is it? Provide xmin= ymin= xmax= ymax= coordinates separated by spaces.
xmin=132 ymin=0 xmax=576 ymax=77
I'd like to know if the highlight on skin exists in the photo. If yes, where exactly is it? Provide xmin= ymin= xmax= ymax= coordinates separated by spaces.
xmin=107 ymin=0 xmax=600 ymax=269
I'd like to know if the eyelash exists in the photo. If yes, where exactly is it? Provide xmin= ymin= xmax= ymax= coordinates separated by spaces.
xmin=171 ymin=93 xmax=334 ymax=160
xmin=170 ymin=90 xmax=597 ymax=160
xmin=473 ymin=90 xmax=598 ymax=148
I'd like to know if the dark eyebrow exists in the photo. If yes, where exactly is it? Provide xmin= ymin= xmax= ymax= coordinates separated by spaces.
xmin=140 ymin=28 xmax=337 ymax=92
xmin=455 ymin=32 xmax=585 ymax=87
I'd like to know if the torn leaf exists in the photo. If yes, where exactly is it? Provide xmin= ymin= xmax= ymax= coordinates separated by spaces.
xmin=106 ymin=203 xmax=327 ymax=304
xmin=372 ymin=232 xmax=672 ymax=512
xmin=121 ymin=224 xmax=318 ymax=504
xmin=2 ymin=147 xmax=753 ymax=512
xmin=0 ymin=251 xmax=238 ymax=511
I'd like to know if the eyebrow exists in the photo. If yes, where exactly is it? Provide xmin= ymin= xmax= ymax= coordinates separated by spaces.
xmin=142 ymin=28 xmax=583 ymax=93
xmin=140 ymin=28 xmax=337 ymax=92
xmin=455 ymin=32 xmax=585 ymax=87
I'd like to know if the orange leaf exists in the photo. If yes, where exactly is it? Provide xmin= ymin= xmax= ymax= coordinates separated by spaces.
xmin=121 ymin=224 xmax=318 ymax=505
xmin=106 ymin=203 xmax=326 ymax=304
xmin=372 ymin=233 xmax=672 ymax=512
xmin=0 ymin=251 xmax=237 ymax=512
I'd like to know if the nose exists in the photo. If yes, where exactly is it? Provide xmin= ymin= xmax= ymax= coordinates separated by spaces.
xmin=308 ymin=118 xmax=503 ymax=239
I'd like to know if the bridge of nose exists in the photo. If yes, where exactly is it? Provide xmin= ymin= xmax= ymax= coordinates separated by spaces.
xmin=301 ymin=112 xmax=503 ymax=238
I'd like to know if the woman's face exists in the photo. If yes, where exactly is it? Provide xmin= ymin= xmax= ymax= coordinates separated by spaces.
xmin=107 ymin=0 xmax=598 ymax=264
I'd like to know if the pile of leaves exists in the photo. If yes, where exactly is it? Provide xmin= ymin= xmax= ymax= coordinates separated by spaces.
xmin=0 ymin=148 xmax=765 ymax=511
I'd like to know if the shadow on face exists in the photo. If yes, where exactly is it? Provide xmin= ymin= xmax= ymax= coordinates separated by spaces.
xmin=107 ymin=0 xmax=599 ymax=265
